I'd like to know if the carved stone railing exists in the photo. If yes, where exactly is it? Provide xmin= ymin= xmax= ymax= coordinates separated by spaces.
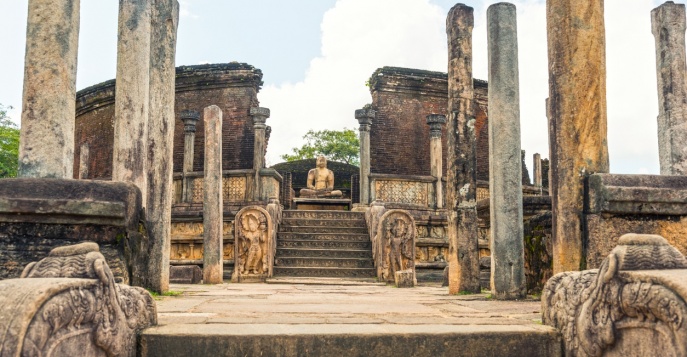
xmin=476 ymin=180 xmax=548 ymax=201
xmin=0 ymin=242 xmax=156 ymax=356
xmin=173 ymin=168 xmax=282 ymax=204
xmin=370 ymin=174 xmax=437 ymax=208
xmin=543 ymin=233 xmax=687 ymax=357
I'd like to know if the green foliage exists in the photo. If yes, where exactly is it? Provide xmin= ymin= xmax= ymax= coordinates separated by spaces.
xmin=281 ymin=128 xmax=360 ymax=166
xmin=0 ymin=104 xmax=19 ymax=178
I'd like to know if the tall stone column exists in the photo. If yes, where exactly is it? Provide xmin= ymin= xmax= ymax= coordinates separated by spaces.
xmin=487 ymin=2 xmax=526 ymax=300
xmin=145 ymin=0 xmax=179 ymax=293
xmin=446 ymin=4 xmax=480 ymax=294
xmin=181 ymin=110 xmax=200 ymax=174
xmin=18 ymin=0 xmax=80 ymax=179
xmin=548 ymin=0 xmax=609 ymax=273
xmin=78 ymin=144 xmax=89 ymax=180
xmin=426 ymin=114 xmax=446 ymax=209
xmin=113 ymin=0 xmax=152 ymax=205
xmin=203 ymin=105 xmax=223 ymax=284
xmin=250 ymin=107 xmax=270 ymax=201
xmin=652 ymin=2 xmax=687 ymax=175
xmin=533 ymin=153 xmax=542 ymax=188
xmin=355 ymin=108 xmax=375 ymax=205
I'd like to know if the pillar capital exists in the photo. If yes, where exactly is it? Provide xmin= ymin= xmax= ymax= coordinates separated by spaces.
xmin=180 ymin=110 xmax=200 ymax=133
xmin=426 ymin=114 xmax=446 ymax=138
xmin=250 ymin=107 xmax=270 ymax=128
xmin=355 ymin=108 xmax=375 ymax=131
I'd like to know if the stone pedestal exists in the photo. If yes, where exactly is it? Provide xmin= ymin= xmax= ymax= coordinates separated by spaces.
xmin=113 ymin=0 xmax=152 ymax=205
xmin=426 ymin=114 xmax=446 ymax=209
xmin=355 ymin=108 xmax=375 ymax=205
xmin=652 ymin=2 xmax=687 ymax=175
xmin=446 ymin=3 xmax=480 ymax=294
xmin=547 ymin=0 xmax=609 ymax=273
xmin=145 ymin=0 xmax=179 ymax=293
xmin=250 ymin=107 xmax=270 ymax=201
xmin=394 ymin=269 xmax=416 ymax=288
xmin=487 ymin=2 xmax=526 ymax=300
xmin=19 ymin=0 xmax=80 ymax=179
xmin=203 ymin=105 xmax=223 ymax=284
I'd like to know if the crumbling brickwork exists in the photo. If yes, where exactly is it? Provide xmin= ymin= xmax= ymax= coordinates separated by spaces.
xmin=74 ymin=63 xmax=264 ymax=179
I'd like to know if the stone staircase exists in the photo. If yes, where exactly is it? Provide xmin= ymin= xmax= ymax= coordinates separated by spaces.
xmin=273 ymin=210 xmax=376 ymax=278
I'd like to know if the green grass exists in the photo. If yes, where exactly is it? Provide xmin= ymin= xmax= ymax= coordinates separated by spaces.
xmin=147 ymin=290 xmax=183 ymax=300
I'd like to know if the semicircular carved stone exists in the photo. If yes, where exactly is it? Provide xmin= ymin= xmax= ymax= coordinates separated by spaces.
xmin=543 ymin=234 xmax=687 ymax=357
xmin=375 ymin=209 xmax=416 ymax=285
xmin=232 ymin=206 xmax=273 ymax=283
xmin=0 ymin=242 xmax=156 ymax=357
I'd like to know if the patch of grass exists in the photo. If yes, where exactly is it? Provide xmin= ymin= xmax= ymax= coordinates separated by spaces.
xmin=485 ymin=293 xmax=493 ymax=299
xmin=454 ymin=290 xmax=474 ymax=295
xmin=147 ymin=289 xmax=183 ymax=300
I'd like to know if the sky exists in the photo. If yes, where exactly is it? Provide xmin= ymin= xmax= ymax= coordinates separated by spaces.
xmin=0 ymin=0 xmax=671 ymax=175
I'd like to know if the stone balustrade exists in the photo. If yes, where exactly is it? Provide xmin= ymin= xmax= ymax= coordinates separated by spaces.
xmin=174 ymin=169 xmax=282 ymax=204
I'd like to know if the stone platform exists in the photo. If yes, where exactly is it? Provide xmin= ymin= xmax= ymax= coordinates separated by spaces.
xmin=141 ymin=282 xmax=562 ymax=356
xmin=293 ymin=198 xmax=351 ymax=211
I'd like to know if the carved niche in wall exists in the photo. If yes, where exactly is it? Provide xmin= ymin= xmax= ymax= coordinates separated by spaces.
xmin=543 ymin=234 xmax=687 ymax=357
xmin=376 ymin=209 xmax=416 ymax=283
xmin=232 ymin=206 xmax=273 ymax=282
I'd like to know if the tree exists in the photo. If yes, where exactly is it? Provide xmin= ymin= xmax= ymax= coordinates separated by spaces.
xmin=281 ymin=128 xmax=360 ymax=166
xmin=0 ymin=104 xmax=19 ymax=178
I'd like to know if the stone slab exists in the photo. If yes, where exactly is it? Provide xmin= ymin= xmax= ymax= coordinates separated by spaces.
xmin=293 ymin=198 xmax=351 ymax=211
xmin=169 ymin=265 xmax=202 ymax=284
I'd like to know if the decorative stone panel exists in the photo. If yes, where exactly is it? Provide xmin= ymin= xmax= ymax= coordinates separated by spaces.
xmin=223 ymin=176 xmax=246 ymax=202
xmin=375 ymin=180 xmax=429 ymax=206
xmin=375 ymin=209 xmax=417 ymax=285
xmin=232 ymin=206 xmax=273 ymax=282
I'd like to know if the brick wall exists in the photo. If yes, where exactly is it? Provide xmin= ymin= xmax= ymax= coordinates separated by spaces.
xmin=74 ymin=63 xmax=264 ymax=179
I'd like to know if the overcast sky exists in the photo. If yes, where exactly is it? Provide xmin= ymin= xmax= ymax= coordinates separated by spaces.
xmin=0 ymin=0 xmax=671 ymax=175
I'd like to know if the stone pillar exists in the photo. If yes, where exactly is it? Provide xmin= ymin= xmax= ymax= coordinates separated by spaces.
xmin=145 ymin=0 xmax=179 ymax=293
xmin=355 ymin=108 xmax=375 ymax=205
xmin=487 ymin=2 xmax=526 ymax=300
xmin=18 ymin=0 xmax=80 ymax=179
xmin=652 ymin=2 xmax=687 ymax=175
xmin=203 ymin=105 xmax=223 ymax=284
xmin=426 ymin=114 xmax=446 ymax=209
xmin=181 ymin=110 xmax=200 ymax=174
xmin=446 ymin=4 xmax=480 ymax=294
xmin=250 ymin=107 xmax=270 ymax=201
xmin=547 ymin=0 xmax=609 ymax=273
xmin=113 ymin=0 xmax=152 ymax=206
xmin=533 ymin=153 xmax=542 ymax=188
xmin=79 ymin=144 xmax=89 ymax=180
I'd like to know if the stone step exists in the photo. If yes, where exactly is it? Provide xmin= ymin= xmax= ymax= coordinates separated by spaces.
xmin=275 ymin=257 xmax=374 ymax=269
xmin=276 ymin=239 xmax=371 ymax=250
xmin=276 ymin=248 xmax=373 ymax=259
xmin=278 ymin=232 xmax=369 ymax=242
xmin=272 ymin=266 xmax=377 ymax=278
xmin=282 ymin=210 xmax=365 ymax=220
xmin=264 ymin=277 xmax=384 ymax=285
xmin=140 ymin=324 xmax=562 ymax=357
xmin=281 ymin=218 xmax=367 ymax=229
xmin=279 ymin=226 xmax=368 ymax=234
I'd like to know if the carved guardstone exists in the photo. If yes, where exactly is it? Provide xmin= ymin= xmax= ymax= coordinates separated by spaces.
xmin=232 ymin=206 xmax=273 ymax=283
xmin=0 ymin=242 xmax=157 ymax=357
xmin=542 ymin=233 xmax=687 ymax=357
xmin=375 ymin=209 xmax=416 ymax=285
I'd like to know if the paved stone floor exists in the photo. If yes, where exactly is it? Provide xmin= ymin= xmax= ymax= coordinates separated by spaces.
xmin=155 ymin=279 xmax=544 ymax=327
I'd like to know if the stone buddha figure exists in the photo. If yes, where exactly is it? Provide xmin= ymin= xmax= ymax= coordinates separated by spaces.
xmin=299 ymin=155 xmax=343 ymax=198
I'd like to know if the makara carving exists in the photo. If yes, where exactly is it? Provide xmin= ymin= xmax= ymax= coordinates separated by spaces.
xmin=375 ymin=209 xmax=416 ymax=284
xmin=232 ymin=206 xmax=273 ymax=282
xmin=542 ymin=234 xmax=687 ymax=357
xmin=1 ymin=242 xmax=156 ymax=357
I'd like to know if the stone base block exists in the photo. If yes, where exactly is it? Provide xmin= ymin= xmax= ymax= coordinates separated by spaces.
xmin=293 ymin=198 xmax=351 ymax=211
xmin=395 ymin=269 xmax=415 ymax=288
xmin=170 ymin=265 xmax=202 ymax=284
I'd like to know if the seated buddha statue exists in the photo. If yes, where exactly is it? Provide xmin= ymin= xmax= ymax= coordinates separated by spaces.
xmin=299 ymin=156 xmax=343 ymax=198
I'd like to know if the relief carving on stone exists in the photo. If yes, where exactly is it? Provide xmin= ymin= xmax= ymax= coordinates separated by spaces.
xmin=232 ymin=206 xmax=273 ymax=282
xmin=542 ymin=234 xmax=687 ymax=357
xmin=375 ymin=180 xmax=429 ymax=206
xmin=1 ymin=242 xmax=156 ymax=357
xmin=376 ymin=210 xmax=416 ymax=283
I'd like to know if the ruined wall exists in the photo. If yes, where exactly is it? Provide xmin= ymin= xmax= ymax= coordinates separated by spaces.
xmin=368 ymin=67 xmax=490 ymax=180
xmin=74 ymin=63 xmax=263 ymax=179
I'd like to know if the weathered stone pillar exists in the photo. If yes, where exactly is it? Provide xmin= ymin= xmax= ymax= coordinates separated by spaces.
xmin=547 ymin=0 xmax=609 ymax=273
xmin=79 ymin=143 xmax=89 ymax=179
xmin=426 ymin=114 xmax=446 ymax=209
xmin=652 ymin=2 xmax=687 ymax=175
xmin=203 ymin=105 xmax=223 ymax=284
xmin=446 ymin=4 xmax=480 ymax=294
xmin=113 ymin=0 xmax=152 ymax=206
xmin=487 ymin=2 xmax=526 ymax=300
xmin=533 ymin=153 xmax=542 ymax=188
xmin=250 ymin=107 xmax=270 ymax=201
xmin=145 ymin=0 xmax=179 ymax=293
xmin=181 ymin=110 xmax=200 ymax=174
xmin=18 ymin=0 xmax=80 ymax=179
xmin=355 ymin=108 xmax=375 ymax=205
